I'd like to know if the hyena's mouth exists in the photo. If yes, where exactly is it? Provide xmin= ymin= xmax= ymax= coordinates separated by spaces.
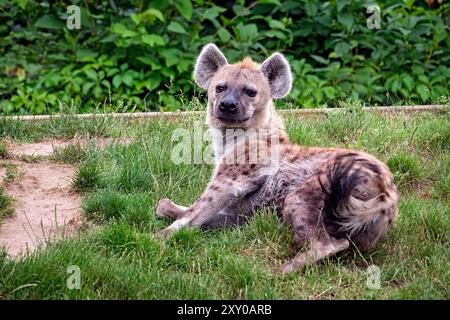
xmin=217 ymin=115 xmax=251 ymax=124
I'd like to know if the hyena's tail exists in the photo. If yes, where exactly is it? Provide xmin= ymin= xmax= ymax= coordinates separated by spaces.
xmin=320 ymin=154 xmax=398 ymax=251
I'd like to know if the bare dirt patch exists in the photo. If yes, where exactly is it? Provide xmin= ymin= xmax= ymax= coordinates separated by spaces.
xmin=6 ymin=136 xmax=131 ymax=158
xmin=0 ymin=137 xmax=131 ymax=258
xmin=0 ymin=161 xmax=81 ymax=257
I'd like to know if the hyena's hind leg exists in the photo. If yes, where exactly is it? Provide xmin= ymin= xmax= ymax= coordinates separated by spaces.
xmin=277 ymin=179 xmax=349 ymax=274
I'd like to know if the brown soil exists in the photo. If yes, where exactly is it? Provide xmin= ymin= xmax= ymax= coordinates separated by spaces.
xmin=0 ymin=137 xmax=130 ymax=258
xmin=6 ymin=137 xmax=131 ymax=158
xmin=0 ymin=161 xmax=81 ymax=257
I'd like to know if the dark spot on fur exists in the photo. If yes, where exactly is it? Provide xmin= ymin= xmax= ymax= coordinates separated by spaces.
xmin=335 ymin=152 xmax=359 ymax=162
xmin=363 ymin=162 xmax=381 ymax=175
xmin=242 ymin=170 xmax=249 ymax=175
xmin=303 ymin=217 xmax=317 ymax=226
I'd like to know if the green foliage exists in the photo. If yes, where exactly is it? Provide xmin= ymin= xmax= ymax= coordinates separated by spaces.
xmin=0 ymin=0 xmax=449 ymax=115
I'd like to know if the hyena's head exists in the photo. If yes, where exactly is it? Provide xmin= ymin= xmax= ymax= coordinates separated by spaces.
xmin=194 ymin=43 xmax=292 ymax=129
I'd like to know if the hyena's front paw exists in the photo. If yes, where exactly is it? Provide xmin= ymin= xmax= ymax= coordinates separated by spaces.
xmin=155 ymin=227 xmax=174 ymax=239
xmin=156 ymin=198 xmax=176 ymax=219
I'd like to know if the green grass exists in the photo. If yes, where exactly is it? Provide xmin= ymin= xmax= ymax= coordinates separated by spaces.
xmin=0 ymin=162 xmax=21 ymax=184
xmin=52 ymin=143 xmax=88 ymax=164
xmin=0 ymin=186 xmax=14 ymax=220
xmin=0 ymin=107 xmax=448 ymax=299
xmin=0 ymin=140 xmax=7 ymax=158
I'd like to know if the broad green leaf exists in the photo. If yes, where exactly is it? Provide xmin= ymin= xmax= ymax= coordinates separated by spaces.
xmin=79 ymin=7 xmax=91 ymax=28
xmin=418 ymin=74 xmax=428 ymax=84
xmin=140 ymin=73 xmax=161 ymax=91
xmin=112 ymin=75 xmax=122 ymax=88
xmin=176 ymin=59 xmax=191 ymax=73
xmin=399 ymin=88 xmax=409 ymax=98
xmin=101 ymin=80 xmax=111 ymax=89
xmin=16 ymin=0 xmax=28 ymax=10
xmin=175 ymin=0 xmax=193 ymax=20
xmin=122 ymin=73 xmax=134 ymax=86
xmin=76 ymin=49 xmax=98 ymax=61
xmin=236 ymin=23 xmax=258 ymax=41
xmin=310 ymin=54 xmax=328 ymax=65
xmin=267 ymin=19 xmax=285 ymax=30
xmin=335 ymin=42 xmax=350 ymax=57
xmin=84 ymin=69 xmax=97 ymax=81
xmin=336 ymin=0 xmax=351 ymax=12
xmin=141 ymin=34 xmax=165 ymax=46
xmin=137 ymin=57 xmax=155 ymax=66
xmin=168 ymin=21 xmax=187 ymax=34
xmin=257 ymin=0 xmax=281 ymax=5
xmin=107 ymin=68 xmax=119 ymax=77
xmin=265 ymin=30 xmax=285 ymax=39
xmin=391 ymin=79 xmax=401 ymax=93
xmin=217 ymin=27 xmax=231 ymax=42
xmin=111 ymin=23 xmax=138 ymax=37
xmin=323 ymin=86 xmax=336 ymax=99
xmin=337 ymin=11 xmax=353 ymax=30
xmin=401 ymin=74 xmax=414 ymax=92
xmin=160 ymin=48 xmax=181 ymax=67
xmin=34 ymin=15 xmax=64 ymax=30
xmin=82 ymin=82 xmax=94 ymax=95
xmin=416 ymin=84 xmax=429 ymax=102
xmin=203 ymin=6 xmax=226 ymax=21
xmin=304 ymin=3 xmax=318 ymax=17
xmin=143 ymin=8 xmax=165 ymax=22
xmin=130 ymin=13 xmax=142 ymax=25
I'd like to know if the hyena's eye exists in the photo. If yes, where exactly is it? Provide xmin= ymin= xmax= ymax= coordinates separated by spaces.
xmin=245 ymin=88 xmax=257 ymax=97
xmin=216 ymin=85 xmax=226 ymax=93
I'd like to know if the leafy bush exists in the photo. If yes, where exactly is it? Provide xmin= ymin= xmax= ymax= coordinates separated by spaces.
xmin=0 ymin=0 xmax=449 ymax=115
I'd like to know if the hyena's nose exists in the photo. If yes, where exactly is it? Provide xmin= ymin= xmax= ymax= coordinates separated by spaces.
xmin=219 ymin=98 xmax=238 ymax=113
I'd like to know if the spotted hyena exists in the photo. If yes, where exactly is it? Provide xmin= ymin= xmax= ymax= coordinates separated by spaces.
xmin=156 ymin=44 xmax=398 ymax=273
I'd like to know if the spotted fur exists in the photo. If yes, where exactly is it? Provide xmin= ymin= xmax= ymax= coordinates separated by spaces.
xmin=156 ymin=44 xmax=399 ymax=273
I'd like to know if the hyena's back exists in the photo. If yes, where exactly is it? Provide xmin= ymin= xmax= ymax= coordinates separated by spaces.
xmin=276 ymin=146 xmax=398 ymax=252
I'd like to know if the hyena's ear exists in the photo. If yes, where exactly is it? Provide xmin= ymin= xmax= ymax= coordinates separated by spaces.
xmin=260 ymin=53 xmax=292 ymax=99
xmin=194 ymin=43 xmax=228 ymax=90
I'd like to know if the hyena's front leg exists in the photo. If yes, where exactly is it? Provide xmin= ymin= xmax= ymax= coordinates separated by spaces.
xmin=156 ymin=198 xmax=239 ymax=228
xmin=156 ymin=198 xmax=188 ymax=220
xmin=156 ymin=163 xmax=263 ymax=238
